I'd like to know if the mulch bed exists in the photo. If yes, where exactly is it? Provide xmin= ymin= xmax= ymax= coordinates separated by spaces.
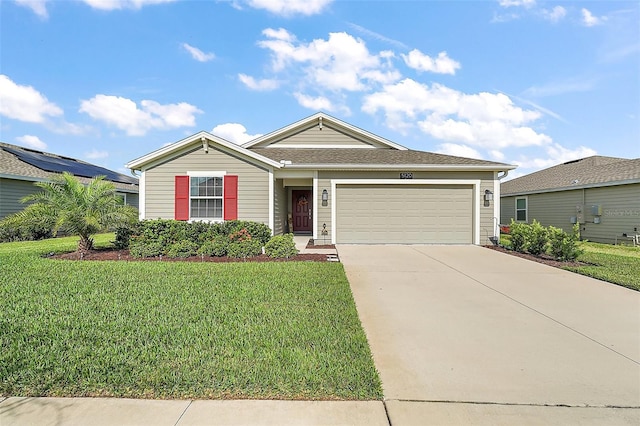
xmin=305 ymin=238 xmax=335 ymax=249
xmin=50 ymin=248 xmax=328 ymax=263
xmin=484 ymin=245 xmax=588 ymax=268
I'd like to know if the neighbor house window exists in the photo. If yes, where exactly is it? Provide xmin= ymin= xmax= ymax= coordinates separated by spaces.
xmin=190 ymin=176 xmax=223 ymax=219
xmin=515 ymin=197 xmax=527 ymax=222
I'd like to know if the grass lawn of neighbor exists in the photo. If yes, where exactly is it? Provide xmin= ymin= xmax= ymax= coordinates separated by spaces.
xmin=0 ymin=234 xmax=382 ymax=400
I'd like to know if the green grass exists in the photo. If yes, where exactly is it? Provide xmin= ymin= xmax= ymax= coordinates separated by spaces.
xmin=0 ymin=235 xmax=382 ymax=400
xmin=499 ymin=234 xmax=640 ymax=291
xmin=564 ymin=242 xmax=640 ymax=291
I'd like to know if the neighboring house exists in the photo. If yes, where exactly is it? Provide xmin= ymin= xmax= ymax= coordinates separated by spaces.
xmin=0 ymin=142 xmax=139 ymax=219
xmin=126 ymin=113 xmax=514 ymax=245
xmin=501 ymin=156 xmax=640 ymax=244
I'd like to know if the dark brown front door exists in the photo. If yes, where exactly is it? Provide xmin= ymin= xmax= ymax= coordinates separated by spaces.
xmin=292 ymin=190 xmax=312 ymax=233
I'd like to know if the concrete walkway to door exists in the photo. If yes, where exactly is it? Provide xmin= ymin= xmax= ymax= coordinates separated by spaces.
xmin=339 ymin=245 xmax=640 ymax=425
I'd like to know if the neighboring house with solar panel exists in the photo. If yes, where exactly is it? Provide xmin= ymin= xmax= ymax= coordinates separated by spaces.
xmin=0 ymin=142 xmax=139 ymax=220
xmin=501 ymin=156 xmax=640 ymax=245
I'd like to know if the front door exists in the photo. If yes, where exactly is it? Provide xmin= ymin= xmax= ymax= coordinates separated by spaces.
xmin=292 ymin=190 xmax=312 ymax=233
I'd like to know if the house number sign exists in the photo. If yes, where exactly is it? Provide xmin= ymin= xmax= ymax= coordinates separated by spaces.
xmin=400 ymin=172 xmax=413 ymax=179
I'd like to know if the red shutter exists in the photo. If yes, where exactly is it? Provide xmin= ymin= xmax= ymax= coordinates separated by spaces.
xmin=175 ymin=175 xmax=189 ymax=220
xmin=223 ymin=175 xmax=238 ymax=220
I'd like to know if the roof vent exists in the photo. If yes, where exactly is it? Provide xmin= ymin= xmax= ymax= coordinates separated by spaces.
xmin=572 ymin=179 xmax=579 ymax=184
xmin=563 ymin=158 xmax=582 ymax=165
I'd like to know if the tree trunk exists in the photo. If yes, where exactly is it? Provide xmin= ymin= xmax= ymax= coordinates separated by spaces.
xmin=78 ymin=236 xmax=94 ymax=253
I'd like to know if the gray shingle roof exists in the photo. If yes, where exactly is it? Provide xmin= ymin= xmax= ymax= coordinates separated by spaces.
xmin=501 ymin=156 xmax=640 ymax=196
xmin=250 ymin=148 xmax=512 ymax=169
xmin=0 ymin=142 xmax=138 ymax=192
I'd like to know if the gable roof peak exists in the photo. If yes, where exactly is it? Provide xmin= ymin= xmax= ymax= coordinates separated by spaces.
xmin=242 ymin=112 xmax=408 ymax=150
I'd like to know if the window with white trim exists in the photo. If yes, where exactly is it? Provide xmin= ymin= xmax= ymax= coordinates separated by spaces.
xmin=190 ymin=176 xmax=223 ymax=219
xmin=515 ymin=197 xmax=527 ymax=222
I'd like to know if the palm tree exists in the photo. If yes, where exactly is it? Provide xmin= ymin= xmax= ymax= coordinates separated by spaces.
xmin=18 ymin=172 xmax=138 ymax=252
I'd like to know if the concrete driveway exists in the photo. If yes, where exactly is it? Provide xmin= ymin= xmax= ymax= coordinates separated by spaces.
xmin=339 ymin=245 xmax=640 ymax=424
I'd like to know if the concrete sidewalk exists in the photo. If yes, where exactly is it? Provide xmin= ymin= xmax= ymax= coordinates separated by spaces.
xmin=0 ymin=398 xmax=388 ymax=426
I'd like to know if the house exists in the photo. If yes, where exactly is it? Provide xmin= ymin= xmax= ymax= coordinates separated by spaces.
xmin=126 ymin=113 xmax=515 ymax=245
xmin=0 ymin=141 xmax=139 ymax=219
xmin=500 ymin=156 xmax=640 ymax=244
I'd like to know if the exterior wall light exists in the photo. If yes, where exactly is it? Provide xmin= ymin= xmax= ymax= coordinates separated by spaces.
xmin=322 ymin=189 xmax=328 ymax=206
xmin=484 ymin=189 xmax=493 ymax=201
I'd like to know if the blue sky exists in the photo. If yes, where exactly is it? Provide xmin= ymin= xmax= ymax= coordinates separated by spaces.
xmin=1 ymin=0 xmax=638 ymax=180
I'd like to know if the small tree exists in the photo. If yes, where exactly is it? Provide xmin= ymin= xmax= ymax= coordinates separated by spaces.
xmin=16 ymin=172 xmax=138 ymax=252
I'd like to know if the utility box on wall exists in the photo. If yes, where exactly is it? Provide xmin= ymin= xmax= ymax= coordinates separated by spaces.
xmin=591 ymin=204 xmax=602 ymax=216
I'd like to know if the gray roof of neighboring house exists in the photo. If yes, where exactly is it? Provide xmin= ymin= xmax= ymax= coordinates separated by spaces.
xmin=501 ymin=156 xmax=640 ymax=196
xmin=0 ymin=142 xmax=139 ymax=192
xmin=250 ymin=148 xmax=512 ymax=169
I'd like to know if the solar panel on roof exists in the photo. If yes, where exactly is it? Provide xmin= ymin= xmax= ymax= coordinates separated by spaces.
xmin=1 ymin=146 xmax=138 ymax=185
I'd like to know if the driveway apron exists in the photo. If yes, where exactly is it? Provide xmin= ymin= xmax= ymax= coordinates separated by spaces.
xmin=339 ymin=245 xmax=640 ymax=416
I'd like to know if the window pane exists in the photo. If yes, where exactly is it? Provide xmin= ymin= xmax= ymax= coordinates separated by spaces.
xmin=516 ymin=198 xmax=526 ymax=209
xmin=516 ymin=210 xmax=526 ymax=221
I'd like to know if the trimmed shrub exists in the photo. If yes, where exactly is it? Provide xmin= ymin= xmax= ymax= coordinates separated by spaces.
xmin=227 ymin=240 xmax=263 ymax=259
xmin=547 ymin=224 xmax=583 ymax=261
xmin=166 ymin=240 xmax=199 ymax=258
xmin=129 ymin=240 xmax=164 ymax=258
xmin=112 ymin=221 xmax=141 ymax=249
xmin=526 ymin=220 xmax=548 ymax=256
xmin=508 ymin=219 xmax=529 ymax=253
xmin=197 ymin=235 xmax=230 ymax=257
xmin=265 ymin=234 xmax=298 ymax=258
xmin=0 ymin=213 xmax=54 ymax=242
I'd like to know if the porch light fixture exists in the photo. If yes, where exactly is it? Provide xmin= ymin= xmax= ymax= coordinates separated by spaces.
xmin=322 ymin=189 xmax=328 ymax=201
xmin=484 ymin=189 xmax=493 ymax=201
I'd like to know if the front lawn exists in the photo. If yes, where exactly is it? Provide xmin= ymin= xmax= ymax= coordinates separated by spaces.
xmin=0 ymin=235 xmax=382 ymax=400
xmin=499 ymin=235 xmax=640 ymax=291
xmin=564 ymin=242 xmax=640 ymax=291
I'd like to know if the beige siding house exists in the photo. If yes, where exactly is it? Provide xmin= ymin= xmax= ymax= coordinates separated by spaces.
xmin=0 ymin=142 xmax=139 ymax=219
xmin=501 ymin=156 xmax=640 ymax=244
xmin=127 ymin=113 xmax=514 ymax=245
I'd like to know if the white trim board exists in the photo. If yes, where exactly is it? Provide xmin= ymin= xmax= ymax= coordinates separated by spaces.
xmin=330 ymin=179 xmax=481 ymax=245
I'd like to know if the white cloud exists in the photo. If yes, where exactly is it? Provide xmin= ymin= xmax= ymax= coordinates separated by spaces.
xmin=16 ymin=135 xmax=47 ymax=150
xmin=79 ymin=95 xmax=202 ymax=136
xmin=490 ymin=150 xmax=505 ymax=161
xmin=436 ymin=143 xmax=483 ymax=160
xmin=294 ymin=92 xmax=344 ymax=114
xmin=515 ymin=143 xmax=597 ymax=169
xmin=257 ymin=28 xmax=401 ymax=92
xmin=523 ymin=77 xmax=596 ymax=97
xmin=182 ymin=43 xmax=215 ymax=62
xmin=541 ymin=6 xmax=566 ymax=23
xmin=211 ymin=123 xmax=262 ymax=144
xmin=238 ymin=74 xmax=280 ymax=91
xmin=85 ymin=149 xmax=109 ymax=160
xmin=0 ymin=75 xmax=63 ymax=123
xmin=581 ymin=8 xmax=605 ymax=27
xmin=402 ymin=49 xmax=461 ymax=75
xmin=499 ymin=0 xmax=536 ymax=8
xmin=81 ymin=0 xmax=176 ymax=10
xmin=16 ymin=0 xmax=49 ymax=18
xmin=246 ymin=0 xmax=333 ymax=16
xmin=347 ymin=22 xmax=408 ymax=50
xmin=363 ymin=78 xmax=550 ymax=149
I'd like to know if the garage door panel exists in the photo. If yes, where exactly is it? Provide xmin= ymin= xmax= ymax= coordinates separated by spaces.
xmin=336 ymin=184 xmax=473 ymax=244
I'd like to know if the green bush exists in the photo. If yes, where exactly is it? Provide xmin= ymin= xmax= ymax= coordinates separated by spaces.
xmin=265 ymin=234 xmax=298 ymax=258
xmin=112 ymin=221 xmax=141 ymax=249
xmin=129 ymin=240 xmax=164 ymax=258
xmin=197 ymin=235 xmax=230 ymax=257
xmin=547 ymin=224 xmax=583 ymax=261
xmin=166 ymin=240 xmax=199 ymax=258
xmin=527 ymin=220 xmax=548 ymax=256
xmin=227 ymin=239 xmax=263 ymax=259
xmin=0 ymin=213 xmax=55 ymax=242
xmin=508 ymin=220 xmax=529 ymax=253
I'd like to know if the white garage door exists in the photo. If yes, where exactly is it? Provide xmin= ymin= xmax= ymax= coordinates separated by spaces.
xmin=336 ymin=184 xmax=473 ymax=244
